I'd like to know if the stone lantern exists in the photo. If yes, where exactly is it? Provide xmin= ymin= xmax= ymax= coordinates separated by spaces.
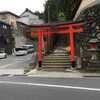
xmin=87 ymin=38 xmax=100 ymax=67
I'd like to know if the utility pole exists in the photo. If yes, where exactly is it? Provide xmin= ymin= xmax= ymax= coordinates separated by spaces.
xmin=48 ymin=4 xmax=50 ymax=23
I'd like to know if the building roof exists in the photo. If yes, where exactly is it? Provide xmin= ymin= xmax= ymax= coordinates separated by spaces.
xmin=29 ymin=20 xmax=83 ymax=28
xmin=18 ymin=8 xmax=44 ymax=25
xmin=0 ymin=11 xmax=20 ymax=18
xmin=17 ymin=21 xmax=29 ymax=26
xmin=20 ymin=8 xmax=36 ymax=16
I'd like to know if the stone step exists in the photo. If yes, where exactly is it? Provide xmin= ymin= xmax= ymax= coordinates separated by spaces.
xmin=43 ymin=60 xmax=70 ymax=63
xmin=54 ymin=50 xmax=67 ymax=53
xmin=46 ymin=55 xmax=70 ymax=58
xmin=42 ymin=62 xmax=71 ymax=66
xmin=49 ymin=54 xmax=69 ymax=56
xmin=49 ymin=53 xmax=69 ymax=55
xmin=41 ymin=49 xmax=71 ymax=71
xmin=40 ymin=65 xmax=71 ymax=71
xmin=43 ymin=57 xmax=70 ymax=61
xmin=39 ymin=67 xmax=68 ymax=72
xmin=53 ymin=52 xmax=67 ymax=54
xmin=42 ymin=65 xmax=71 ymax=68
xmin=43 ymin=57 xmax=70 ymax=60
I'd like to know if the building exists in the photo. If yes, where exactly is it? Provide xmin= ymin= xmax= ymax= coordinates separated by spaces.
xmin=17 ymin=8 xmax=44 ymax=25
xmin=0 ymin=10 xmax=32 ymax=48
xmin=0 ymin=11 xmax=23 ymax=48
xmin=0 ymin=11 xmax=30 ymax=48
xmin=0 ymin=9 xmax=44 ymax=49
xmin=0 ymin=21 xmax=14 ymax=54
xmin=16 ymin=8 xmax=44 ymax=47
xmin=16 ymin=21 xmax=32 ymax=47
xmin=0 ymin=11 xmax=27 ymax=48
xmin=0 ymin=11 xmax=19 ymax=29
xmin=0 ymin=11 xmax=20 ymax=54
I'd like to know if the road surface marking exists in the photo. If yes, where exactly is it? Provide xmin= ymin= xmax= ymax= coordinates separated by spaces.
xmin=0 ymin=81 xmax=100 ymax=92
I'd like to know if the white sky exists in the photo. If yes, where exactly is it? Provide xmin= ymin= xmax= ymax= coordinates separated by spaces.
xmin=0 ymin=0 xmax=46 ymax=15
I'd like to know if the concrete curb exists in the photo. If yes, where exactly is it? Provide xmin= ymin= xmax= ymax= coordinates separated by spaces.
xmin=0 ymin=68 xmax=100 ymax=78
xmin=26 ymin=69 xmax=83 ymax=78
xmin=27 ymin=75 xmax=83 ymax=78
xmin=83 ymin=74 xmax=100 ymax=77
xmin=26 ymin=69 xmax=100 ymax=78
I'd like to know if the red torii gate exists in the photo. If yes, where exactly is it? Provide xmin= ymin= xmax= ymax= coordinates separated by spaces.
xmin=31 ymin=22 xmax=83 ymax=67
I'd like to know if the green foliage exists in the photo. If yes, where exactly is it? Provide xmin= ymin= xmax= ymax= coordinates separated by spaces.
xmin=58 ymin=11 xmax=66 ymax=22
xmin=34 ymin=11 xmax=44 ymax=20
xmin=32 ymin=33 xmax=38 ymax=41
xmin=44 ymin=0 xmax=74 ymax=22
xmin=44 ymin=0 xmax=58 ymax=22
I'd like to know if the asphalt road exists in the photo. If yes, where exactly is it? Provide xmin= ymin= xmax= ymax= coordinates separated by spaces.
xmin=0 ymin=76 xmax=100 ymax=100
xmin=0 ymin=54 xmax=33 ymax=69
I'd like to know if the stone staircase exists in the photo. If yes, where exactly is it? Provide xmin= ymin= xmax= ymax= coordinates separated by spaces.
xmin=41 ymin=48 xmax=71 ymax=71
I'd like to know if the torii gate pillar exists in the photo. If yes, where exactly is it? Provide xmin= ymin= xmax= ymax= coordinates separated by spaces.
xmin=38 ymin=31 xmax=43 ymax=67
xmin=69 ymin=27 xmax=75 ymax=68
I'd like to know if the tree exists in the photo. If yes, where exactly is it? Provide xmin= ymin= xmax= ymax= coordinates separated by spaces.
xmin=34 ymin=11 xmax=44 ymax=20
xmin=44 ymin=0 xmax=76 ymax=23
xmin=57 ymin=11 xmax=66 ymax=22
xmin=44 ymin=0 xmax=59 ymax=23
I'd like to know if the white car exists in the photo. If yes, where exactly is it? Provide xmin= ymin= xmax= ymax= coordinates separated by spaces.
xmin=22 ymin=45 xmax=34 ymax=53
xmin=14 ymin=48 xmax=28 ymax=56
xmin=0 ymin=51 xmax=7 ymax=59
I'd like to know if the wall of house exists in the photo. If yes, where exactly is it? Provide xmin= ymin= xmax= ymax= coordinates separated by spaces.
xmin=14 ymin=35 xmax=26 ymax=48
xmin=0 ymin=13 xmax=28 ymax=48
xmin=0 ymin=14 xmax=7 ymax=23
xmin=7 ymin=14 xmax=18 ymax=29
xmin=0 ymin=22 xmax=14 ymax=54
xmin=0 ymin=14 xmax=18 ymax=29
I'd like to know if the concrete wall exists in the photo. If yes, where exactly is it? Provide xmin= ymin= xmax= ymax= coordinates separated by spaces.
xmin=14 ymin=35 xmax=27 ymax=48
